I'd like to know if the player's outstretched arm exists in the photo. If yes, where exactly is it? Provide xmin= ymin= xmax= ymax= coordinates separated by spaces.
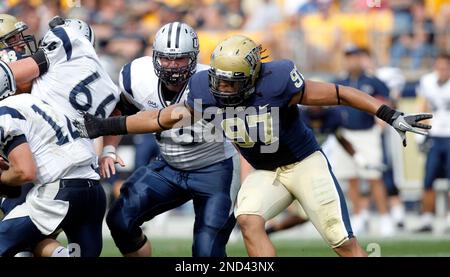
xmin=295 ymin=80 xmax=432 ymax=146
xmin=75 ymin=102 xmax=193 ymax=139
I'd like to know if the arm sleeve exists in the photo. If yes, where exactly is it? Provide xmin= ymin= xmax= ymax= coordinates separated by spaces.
xmin=282 ymin=60 xmax=306 ymax=105
xmin=118 ymin=62 xmax=133 ymax=96
xmin=40 ymin=26 xmax=84 ymax=65
xmin=40 ymin=30 xmax=70 ymax=64
xmin=117 ymin=62 xmax=144 ymax=112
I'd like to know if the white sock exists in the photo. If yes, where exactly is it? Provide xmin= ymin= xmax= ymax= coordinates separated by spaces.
xmin=421 ymin=213 xmax=434 ymax=226
xmin=391 ymin=204 xmax=405 ymax=223
xmin=51 ymin=246 xmax=69 ymax=257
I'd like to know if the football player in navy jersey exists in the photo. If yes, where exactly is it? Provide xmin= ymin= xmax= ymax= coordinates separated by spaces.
xmin=77 ymin=35 xmax=432 ymax=257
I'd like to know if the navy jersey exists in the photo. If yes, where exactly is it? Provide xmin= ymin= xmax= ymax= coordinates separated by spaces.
xmin=335 ymin=73 xmax=389 ymax=130
xmin=302 ymin=107 xmax=344 ymax=144
xmin=187 ymin=60 xmax=320 ymax=170
xmin=303 ymin=107 xmax=343 ymax=135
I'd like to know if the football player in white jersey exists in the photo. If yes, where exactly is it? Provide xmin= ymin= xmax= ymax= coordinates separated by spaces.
xmin=0 ymin=15 xmax=120 ymax=256
xmin=1 ymin=15 xmax=120 ymax=185
xmin=0 ymin=71 xmax=105 ymax=256
xmin=101 ymin=22 xmax=239 ymax=257
xmin=0 ymin=14 xmax=55 ymax=256
xmin=415 ymin=53 xmax=450 ymax=233
xmin=0 ymin=13 xmax=38 ymax=211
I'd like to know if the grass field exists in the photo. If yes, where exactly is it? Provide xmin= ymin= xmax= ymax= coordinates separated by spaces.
xmin=100 ymin=237 xmax=450 ymax=257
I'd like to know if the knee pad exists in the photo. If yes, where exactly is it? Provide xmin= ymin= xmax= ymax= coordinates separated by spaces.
xmin=313 ymin=203 xmax=351 ymax=248
xmin=321 ymin=217 xmax=351 ymax=248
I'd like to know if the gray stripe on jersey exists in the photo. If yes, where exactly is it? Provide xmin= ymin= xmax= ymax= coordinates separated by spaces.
xmin=157 ymin=137 xmax=236 ymax=171
xmin=156 ymin=117 xmax=236 ymax=170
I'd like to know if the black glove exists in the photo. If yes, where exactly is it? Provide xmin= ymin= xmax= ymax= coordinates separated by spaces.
xmin=376 ymin=105 xmax=432 ymax=147
xmin=73 ymin=113 xmax=128 ymax=139
xmin=0 ymin=183 xmax=21 ymax=198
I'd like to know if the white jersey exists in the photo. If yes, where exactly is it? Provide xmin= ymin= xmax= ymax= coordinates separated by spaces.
xmin=118 ymin=57 xmax=236 ymax=170
xmin=32 ymin=25 xmax=120 ymax=121
xmin=418 ymin=72 xmax=450 ymax=137
xmin=0 ymin=94 xmax=98 ymax=185
xmin=29 ymin=25 xmax=120 ymax=178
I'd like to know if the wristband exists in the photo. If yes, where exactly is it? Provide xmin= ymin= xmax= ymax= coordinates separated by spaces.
xmin=102 ymin=145 xmax=116 ymax=159
xmin=30 ymin=48 xmax=49 ymax=76
xmin=375 ymin=104 xmax=397 ymax=125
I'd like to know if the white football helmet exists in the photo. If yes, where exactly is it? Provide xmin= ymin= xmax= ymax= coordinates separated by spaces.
xmin=152 ymin=22 xmax=199 ymax=85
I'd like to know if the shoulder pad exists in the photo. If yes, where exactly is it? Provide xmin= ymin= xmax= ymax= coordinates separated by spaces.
xmin=0 ymin=60 xmax=16 ymax=100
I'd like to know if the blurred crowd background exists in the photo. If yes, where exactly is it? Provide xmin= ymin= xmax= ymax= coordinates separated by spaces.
xmin=3 ymin=0 xmax=450 ymax=237
xmin=3 ymin=0 xmax=449 ymax=79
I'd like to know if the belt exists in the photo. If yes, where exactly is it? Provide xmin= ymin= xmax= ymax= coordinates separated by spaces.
xmin=59 ymin=179 xmax=99 ymax=188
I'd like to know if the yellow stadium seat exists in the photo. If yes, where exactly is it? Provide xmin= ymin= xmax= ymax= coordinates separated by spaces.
xmin=338 ymin=13 xmax=369 ymax=47
xmin=7 ymin=0 xmax=21 ymax=6
xmin=368 ymin=10 xmax=394 ymax=32
xmin=197 ymin=31 xmax=272 ymax=64
xmin=197 ymin=31 xmax=229 ymax=64
xmin=301 ymin=13 xmax=341 ymax=50
xmin=426 ymin=0 xmax=450 ymax=16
